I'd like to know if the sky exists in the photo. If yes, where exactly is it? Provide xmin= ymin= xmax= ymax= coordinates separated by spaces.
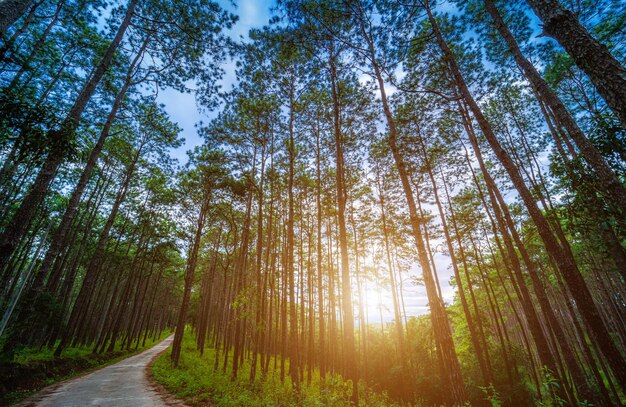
xmin=158 ymin=0 xmax=458 ymax=324
xmin=161 ymin=0 xmax=275 ymax=164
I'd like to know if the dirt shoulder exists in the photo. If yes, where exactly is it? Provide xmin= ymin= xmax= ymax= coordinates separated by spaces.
xmin=145 ymin=343 xmax=192 ymax=407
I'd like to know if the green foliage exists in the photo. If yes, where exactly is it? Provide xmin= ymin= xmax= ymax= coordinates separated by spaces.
xmin=537 ymin=367 xmax=566 ymax=407
xmin=152 ymin=332 xmax=406 ymax=407
xmin=479 ymin=384 xmax=501 ymax=407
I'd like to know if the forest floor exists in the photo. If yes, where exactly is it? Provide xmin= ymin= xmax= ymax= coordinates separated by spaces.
xmin=3 ymin=335 xmax=176 ymax=407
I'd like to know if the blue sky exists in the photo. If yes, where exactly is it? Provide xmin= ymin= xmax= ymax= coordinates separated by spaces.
xmin=161 ymin=0 xmax=274 ymax=165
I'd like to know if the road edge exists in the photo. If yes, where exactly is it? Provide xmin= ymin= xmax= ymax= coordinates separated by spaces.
xmin=145 ymin=340 xmax=191 ymax=407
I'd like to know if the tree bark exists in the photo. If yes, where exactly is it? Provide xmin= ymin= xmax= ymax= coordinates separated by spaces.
xmin=484 ymin=0 xmax=626 ymax=218
xmin=525 ymin=0 xmax=626 ymax=127
xmin=0 ymin=0 xmax=35 ymax=37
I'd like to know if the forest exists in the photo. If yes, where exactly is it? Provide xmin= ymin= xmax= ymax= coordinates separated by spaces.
xmin=0 ymin=0 xmax=625 ymax=406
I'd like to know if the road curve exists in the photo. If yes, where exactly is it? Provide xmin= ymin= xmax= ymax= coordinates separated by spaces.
xmin=16 ymin=335 xmax=175 ymax=407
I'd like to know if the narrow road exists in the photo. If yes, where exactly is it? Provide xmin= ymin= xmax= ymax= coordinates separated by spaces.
xmin=16 ymin=335 xmax=176 ymax=407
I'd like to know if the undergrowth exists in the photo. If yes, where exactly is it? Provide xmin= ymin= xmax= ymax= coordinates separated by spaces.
xmin=152 ymin=332 xmax=408 ymax=407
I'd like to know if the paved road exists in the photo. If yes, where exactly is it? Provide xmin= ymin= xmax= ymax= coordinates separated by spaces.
xmin=16 ymin=335 xmax=176 ymax=407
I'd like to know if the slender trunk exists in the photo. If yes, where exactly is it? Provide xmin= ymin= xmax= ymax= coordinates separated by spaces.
xmin=231 ymin=164 xmax=254 ymax=379
xmin=315 ymin=122 xmax=325 ymax=380
xmin=286 ymin=78 xmax=300 ymax=390
xmin=329 ymin=41 xmax=358 ymax=405
xmin=0 ymin=0 xmax=139 ymax=271
xmin=427 ymin=2 xmax=626 ymax=390
xmin=349 ymin=209 xmax=367 ymax=385
xmin=171 ymin=187 xmax=212 ymax=366
xmin=374 ymin=164 xmax=406 ymax=371
xmin=250 ymin=140 xmax=266 ymax=383
xmin=360 ymin=9 xmax=466 ymax=401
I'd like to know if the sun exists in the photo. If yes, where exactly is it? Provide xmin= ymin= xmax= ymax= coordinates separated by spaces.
xmin=359 ymin=280 xmax=396 ymax=325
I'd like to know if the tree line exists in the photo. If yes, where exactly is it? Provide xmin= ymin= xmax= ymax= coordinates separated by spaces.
xmin=0 ymin=0 xmax=235 ymax=361
xmin=1 ymin=0 xmax=625 ymax=406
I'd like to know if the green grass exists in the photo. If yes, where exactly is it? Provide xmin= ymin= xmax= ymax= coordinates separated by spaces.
xmin=152 ymin=331 xmax=404 ymax=407
xmin=1 ymin=330 xmax=170 ymax=406
xmin=12 ymin=330 xmax=169 ymax=365
xmin=13 ymin=344 xmax=95 ymax=364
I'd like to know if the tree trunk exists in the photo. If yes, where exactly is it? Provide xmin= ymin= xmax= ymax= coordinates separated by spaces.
xmin=171 ymin=188 xmax=212 ymax=366
xmin=360 ymin=8 xmax=466 ymax=402
xmin=0 ymin=0 xmax=35 ymax=37
xmin=0 ymin=0 xmax=139 ymax=271
xmin=426 ymin=1 xmax=626 ymax=391
xmin=525 ymin=0 xmax=626 ymax=127
xmin=315 ymin=122 xmax=325 ymax=380
xmin=286 ymin=78 xmax=300 ymax=390
xmin=250 ymin=140 xmax=266 ymax=383
xmin=329 ymin=41 xmax=359 ymax=405
xmin=484 ymin=0 xmax=626 ymax=218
